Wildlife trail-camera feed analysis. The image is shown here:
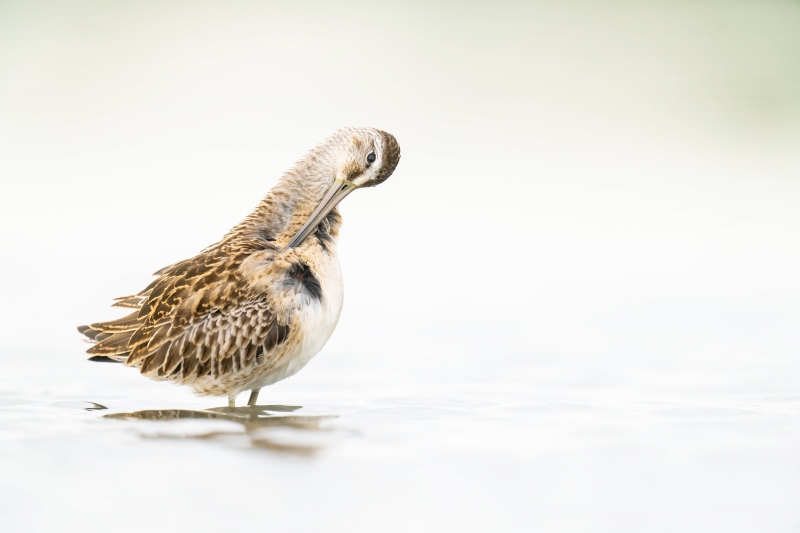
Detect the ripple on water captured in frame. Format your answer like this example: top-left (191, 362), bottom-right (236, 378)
top-left (51, 401), bottom-right (108, 411)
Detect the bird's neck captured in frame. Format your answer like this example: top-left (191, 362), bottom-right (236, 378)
top-left (229, 151), bottom-right (339, 248)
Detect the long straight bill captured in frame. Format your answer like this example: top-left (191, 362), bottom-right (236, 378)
top-left (285, 179), bottom-right (357, 249)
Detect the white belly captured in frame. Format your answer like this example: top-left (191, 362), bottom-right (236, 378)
top-left (248, 249), bottom-right (344, 390)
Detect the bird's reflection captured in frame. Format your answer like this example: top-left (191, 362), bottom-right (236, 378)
top-left (104, 405), bottom-right (337, 454)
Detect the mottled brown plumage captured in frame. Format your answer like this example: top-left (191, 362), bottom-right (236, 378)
top-left (79, 127), bottom-right (400, 405)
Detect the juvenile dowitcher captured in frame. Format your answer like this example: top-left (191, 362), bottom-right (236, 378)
top-left (78, 127), bottom-right (401, 407)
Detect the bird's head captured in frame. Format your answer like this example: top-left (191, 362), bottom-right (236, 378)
top-left (332, 127), bottom-right (401, 188)
top-left (286, 127), bottom-right (401, 248)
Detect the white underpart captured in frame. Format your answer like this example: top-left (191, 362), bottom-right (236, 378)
top-left (248, 248), bottom-right (344, 391)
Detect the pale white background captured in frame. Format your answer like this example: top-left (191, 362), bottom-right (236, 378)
top-left (1, 1), bottom-right (799, 532)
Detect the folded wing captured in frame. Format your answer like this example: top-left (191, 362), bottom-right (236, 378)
top-left (78, 243), bottom-right (290, 383)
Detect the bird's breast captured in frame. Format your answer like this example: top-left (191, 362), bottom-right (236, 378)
top-left (289, 249), bottom-right (344, 360)
top-left (246, 245), bottom-right (343, 388)
top-left (264, 245), bottom-right (343, 324)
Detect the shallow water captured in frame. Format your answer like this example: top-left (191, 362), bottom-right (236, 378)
top-left (3, 372), bottom-right (800, 532)
top-left (104, 405), bottom-right (337, 454)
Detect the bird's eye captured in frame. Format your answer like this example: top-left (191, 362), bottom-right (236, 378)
top-left (366, 152), bottom-right (376, 164)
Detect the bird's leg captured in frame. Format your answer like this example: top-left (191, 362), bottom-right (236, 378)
top-left (228, 395), bottom-right (235, 408)
top-left (247, 388), bottom-right (261, 406)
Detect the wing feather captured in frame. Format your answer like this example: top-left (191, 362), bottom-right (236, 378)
top-left (78, 241), bottom-right (291, 384)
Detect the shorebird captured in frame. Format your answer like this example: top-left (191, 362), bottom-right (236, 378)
top-left (78, 127), bottom-right (400, 407)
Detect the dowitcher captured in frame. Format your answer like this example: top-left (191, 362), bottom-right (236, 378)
top-left (78, 127), bottom-right (401, 407)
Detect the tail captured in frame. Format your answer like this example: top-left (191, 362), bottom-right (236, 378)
top-left (78, 294), bottom-right (147, 363)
